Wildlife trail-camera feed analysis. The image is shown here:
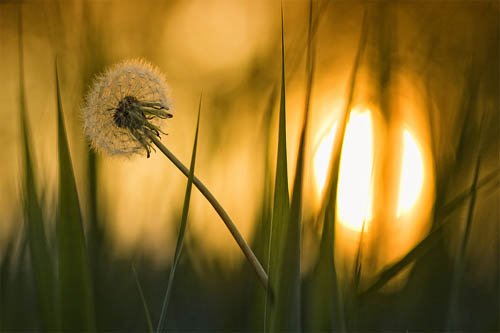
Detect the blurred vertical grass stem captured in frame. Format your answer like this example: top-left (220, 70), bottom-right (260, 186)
top-left (18, 6), bottom-right (59, 330)
top-left (56, 61), bottom-right (96, 331)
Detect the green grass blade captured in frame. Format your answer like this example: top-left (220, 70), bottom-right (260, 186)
top-left (265, 7), bottom-right (291, 331)
top-left (307, 10), bottom-right (368, 333)
top-left (246, 87), bottom-right (278, 331)
top-left (18, 7), bottom-right (58, 330)
top-left (132, 264), bottom-right (154, 333)
top-left (156, 96), bottom-right (202, 333)
top-left (55, 60), bottom-right (96, 331)
top-left (0, 226), bottom-right (22, 329)
top-left (275, 1), bottom-right (316, 330)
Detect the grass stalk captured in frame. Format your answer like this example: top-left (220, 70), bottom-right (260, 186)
top-left (132, 264), bottom-right (154, 333)
top-left (55, 60), bottom-right (96, 331)
top-left (18, 6), bottom-right (58, 330)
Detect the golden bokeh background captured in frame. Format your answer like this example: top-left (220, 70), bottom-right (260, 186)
top-left (0, 0), bottom-right (498, 295)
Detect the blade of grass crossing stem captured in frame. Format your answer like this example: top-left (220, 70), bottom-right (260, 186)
top-left (265, 8), bottom-right (290, 332)
top-left (132, 264), bottom-right (154, 333)
top-left (55, 61), bottom-right (95, 331)
top-left (147, 133), bottom-right (268, 292)
top-left (18, 8), bottom-right (58, 330)
top-left (447, 154), bottom-right (481, 328)
top-left (156, 97), bottom-right (201, 333)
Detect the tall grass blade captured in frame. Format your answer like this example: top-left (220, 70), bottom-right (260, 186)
top-left (78, 9), bottom-right (108, 328)
top-left (287, 0), bottom-right (329, 80)
top-left (55, 60), bottom-right (95, 331)
top-left (132, 264), bottom-right (154, 333)
top-left (253, 87), bottom-right (279, 267)
top-left (265, 7), bottom-right (290, 331)
top-left (0, 227), bottom-right (21, 329)
top-left (246, 87), bottom-right (278, 331)
top-left (307, 10), bottom-right (368, 332)
top-left (18, 7), bottom-right (58, 330)
top-left (156, 96), bottom-right (202, 333)
top-left (275, 1), bottom-right (316, 330)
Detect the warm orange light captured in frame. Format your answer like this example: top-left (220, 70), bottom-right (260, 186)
top-left (396, 129), bottom-right (425, 217)
top-left (335, 109), bottom-right (375, 232)
top-left (313, 121), bottom-right (338, 198)
top-left (314, 108), bottom-right (429, 233)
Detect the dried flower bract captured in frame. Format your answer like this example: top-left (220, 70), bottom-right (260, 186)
top-left (83, 59), bottom-right (172, 157)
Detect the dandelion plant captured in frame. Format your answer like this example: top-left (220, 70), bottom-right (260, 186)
top-left (81, 59), bottom-right (269, 292)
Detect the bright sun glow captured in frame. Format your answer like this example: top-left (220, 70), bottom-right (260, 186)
top-left (336, 109), bottom-right (374, 232)
top-left (313, 122), bottom-right (338, 197)
top-left (313, 109), bottom-right (426, 232)
top-left (397, 129), bottom-right (424, 217)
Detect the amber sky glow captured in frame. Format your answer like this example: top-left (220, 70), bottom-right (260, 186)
top-left (313, 121), bottom-right (337, 198)
top-left (397, 129), bottom-right (425, 218)
top-left (336, 109), bottom-right (375, 232)
top-left (313, 108), bottom-right (429, 233)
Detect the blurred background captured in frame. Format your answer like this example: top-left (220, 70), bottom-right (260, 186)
top-left (0, 0), bottom-right (498, 331)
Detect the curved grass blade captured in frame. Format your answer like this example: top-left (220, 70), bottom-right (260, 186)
top-left (132, 264), bottom-right (154, 333)
top-left (156, 96), bottom-right (202, 333)
top-left (18, 7), bottom-right (58, 330)
top-left (55, 60), bottom-right (95, 331)
top-left (447, 154), bottom-right (481, 328)
top-left (358, 167), bottom-right (499, 299)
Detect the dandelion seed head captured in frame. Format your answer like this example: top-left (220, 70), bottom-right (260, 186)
top-left (83, 59), bottom-right (172, 157)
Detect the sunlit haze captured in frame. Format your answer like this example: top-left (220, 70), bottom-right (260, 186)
top-left (397, 129), bottom-right (425, 217)
top-left (313, 121), bottom-right (338, 198)
top-left (336, 109), bottom-right (374, 232)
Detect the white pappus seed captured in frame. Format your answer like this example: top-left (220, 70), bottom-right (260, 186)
top-left (83, 59), bottom-right (173, 157)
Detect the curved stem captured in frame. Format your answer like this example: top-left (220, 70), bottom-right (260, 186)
top-left (147, 133), bottom-right (269, 292)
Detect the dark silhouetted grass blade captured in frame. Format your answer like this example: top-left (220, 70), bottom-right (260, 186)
top-left (447, 151), bottom-right (482, 328)
top-left (358, 167), bottom-right (499, 300)
top-left (0, 232), bottom-right (14, 328)
top-left (18, 7), bottom-right (58, 331)
top-left (132, 264), bottom-right (154, 333)
top-left (55, 60), bottom-right (96, 331)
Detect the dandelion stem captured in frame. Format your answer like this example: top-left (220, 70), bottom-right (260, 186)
top-left (147, 133), bottom-right (270, 293)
